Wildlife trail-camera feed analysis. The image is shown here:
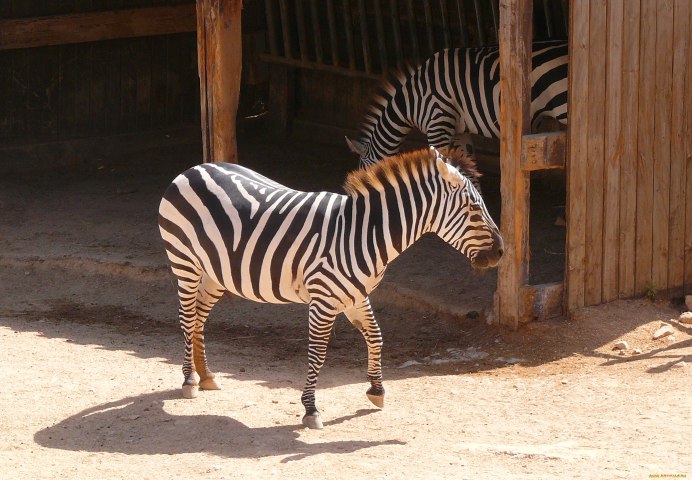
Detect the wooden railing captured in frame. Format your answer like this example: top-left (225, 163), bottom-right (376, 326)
top-left (0, 5), bottom-right (196, 51)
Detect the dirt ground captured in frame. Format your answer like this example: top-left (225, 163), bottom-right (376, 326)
top-left (1, 129), bottom-right (690, 479)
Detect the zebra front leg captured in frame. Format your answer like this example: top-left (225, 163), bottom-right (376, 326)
top-left (301, 300), bottom-right (337, 429)
top-left (344, 298), bottom-right (384, 408)
top-left (193, 276), bottom-right (225, 391)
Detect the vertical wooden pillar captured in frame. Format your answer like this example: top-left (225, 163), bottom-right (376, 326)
top-left (495, 0), bottom-right (533, 329)
top-left (196, 0), bottom-right (242, 163)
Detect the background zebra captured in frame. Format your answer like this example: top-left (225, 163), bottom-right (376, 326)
top-left (346, 40), bottom-right (568, 168)
top-left (158, 147), bottom-right (503, 429)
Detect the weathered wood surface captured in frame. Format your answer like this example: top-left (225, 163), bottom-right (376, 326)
top-left (0, 1), bottom-right (199, 144)
top-left (0, 5), bottom-right (196, 50)
top-left (196, 0), bottom-right (243, 164)
top-left (684, 1), bottom-right (692, 295)
top-left (566, 0), bottom-right (589, 311)
top-left (652, 0), bottom-right (674, 292)
top-left (521, 282), bottom-right (564, 321)
top-left (618, 0), bottom-right (640, 299)
top-left (635, 0), bottom-right (656, 296)
top-left (584, 0), bottom-right (606, 306)
top-left (496, 0), bottom-right (533, 328)
top-left (668, 0), bottom-right (690, 293)
top-left (602, 0), bottom-right (623, 303)
top-left (520, 132), bottom-right (566, 171)
top-left (567, 0), bottom-right (691, 309)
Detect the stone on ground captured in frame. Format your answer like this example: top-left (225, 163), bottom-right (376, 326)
top-left (652, 324), bottom-right (675, 340)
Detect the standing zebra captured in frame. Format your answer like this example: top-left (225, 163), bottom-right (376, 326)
top-left (158, 147), bottom-right (503, 429)
top-left (346, 40), bottom-right (568, 168)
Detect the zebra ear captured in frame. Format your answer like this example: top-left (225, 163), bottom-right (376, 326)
top-left (345, 137), bottom-right (367, 157)
top-left (435, 154), bottom-right (458, 184)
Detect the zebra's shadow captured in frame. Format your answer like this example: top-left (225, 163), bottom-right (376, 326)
top-left (33, 389), bottom-right (403, 460)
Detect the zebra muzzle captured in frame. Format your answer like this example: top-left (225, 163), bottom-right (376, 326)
top-left (471, 233), bottom-right (504, 270)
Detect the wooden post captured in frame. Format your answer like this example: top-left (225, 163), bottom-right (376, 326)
top-left (566, 0), bottom-right (589, 310)
top-left (495, 0), bottom-right (533, 329)
top-left (196, 0), bottom-right (242, 163)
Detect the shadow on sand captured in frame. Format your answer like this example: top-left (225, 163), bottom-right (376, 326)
top-left (34, 389), bottom-right (403, 461)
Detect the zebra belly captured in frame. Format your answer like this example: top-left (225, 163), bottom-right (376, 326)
top-left (199, 255), bottom-right (312, 305)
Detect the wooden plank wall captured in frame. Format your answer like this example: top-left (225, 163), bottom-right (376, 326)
top-left (0, 0), bottom-right (199, 146)
top-left (566, 0), bottom-right (692, 310)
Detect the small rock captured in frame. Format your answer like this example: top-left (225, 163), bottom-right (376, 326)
top-left (672, 361), bottom-right (686, 369)
top-left (612, 341), bottom-right (629, 351)
top-left (560, 379), bottom-right (568, 385)
top-left (243, 401), bottom-right (257, 408)
top-left (119, 415), bottom-right (140, 421)
top-left (679, 311), bottom-right (692, 325)
top-left (633, 348), bottom-right (643, 355)
top-left (686, 295), bottom-right (692, 311)
top-left (653, 324), bottom-right (675, 340)
top-left (239, 367), bottom-right (246, 373)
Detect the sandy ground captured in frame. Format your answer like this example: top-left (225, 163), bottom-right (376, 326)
top-left (1, 130), bottom-right (690, 479)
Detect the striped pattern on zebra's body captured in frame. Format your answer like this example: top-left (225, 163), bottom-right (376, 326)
top-left (347, 40), bottom-right (568, 167)
top-left (158, 147), bottom-right (503, 429)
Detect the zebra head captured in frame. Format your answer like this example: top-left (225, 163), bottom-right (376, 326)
top-left (430, 148), bottom-right (503, 270)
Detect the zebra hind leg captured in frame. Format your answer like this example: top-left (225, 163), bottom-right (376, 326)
top-left (193, 275), bottom-right (226, 391)
top-left (344, 298), bottom-right (385, 408)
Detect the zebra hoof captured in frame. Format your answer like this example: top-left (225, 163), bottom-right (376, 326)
top-left (302, 412), bottom-right (324, 430)
top-left (182, 384), bottom-right (199, 399)
top-left (199, 378), bottom-right (221, 390)
top-left (367, 392), bottom-right (385, 408)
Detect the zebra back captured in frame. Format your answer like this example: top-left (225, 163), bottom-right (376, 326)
top-left (348, 40), bottom-right (568, 167)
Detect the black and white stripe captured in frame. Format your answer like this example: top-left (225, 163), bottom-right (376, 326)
top-left (347, 40), bottom-right (568, 167)
top-left (158, 147), bottom-right (503, 429)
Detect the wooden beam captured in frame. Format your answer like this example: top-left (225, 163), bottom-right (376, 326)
top-left (0, 5), bottom-right (196, 51)
top-left (602, 0), bottom-right (624, 303)
top-left (521, 131), bottom-right (566, 171)
top-left (496, 0), bottom-right (533, 329)
top-left (196, 0), bottom-right (242, 164)
top-left (521, 282), bottom-right (564, 321)
top-left (635, 0), bottom-right (657, 295)
top-left (668, 0), bottom-right (691, 292)
top-left (618, 0), bottom-right (640, 299)
top-left (565, 0), bottom-right (590, 311)
top-left (584, 0), bottom-right (606, 306)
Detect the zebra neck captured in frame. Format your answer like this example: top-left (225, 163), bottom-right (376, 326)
top-left (361, 85), bottom-right (414, 161)
top-left (349, 180), bottom-right (430, 273)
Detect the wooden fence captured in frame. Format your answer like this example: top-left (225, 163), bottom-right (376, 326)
top-left (0, 1), bottom-right (199, 145)
top-left (566, 0), bottom-right (691, 309)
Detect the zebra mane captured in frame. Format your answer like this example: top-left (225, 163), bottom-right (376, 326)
top-left (343, 147), bottom-right (480, 196)
top-left (435, 145), bottom-right (482, 188)
top-left (358, 64), bottom-right (416, 138)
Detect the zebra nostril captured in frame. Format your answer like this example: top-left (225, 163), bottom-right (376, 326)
top-left (497, 247), bottom-right (504, 257)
